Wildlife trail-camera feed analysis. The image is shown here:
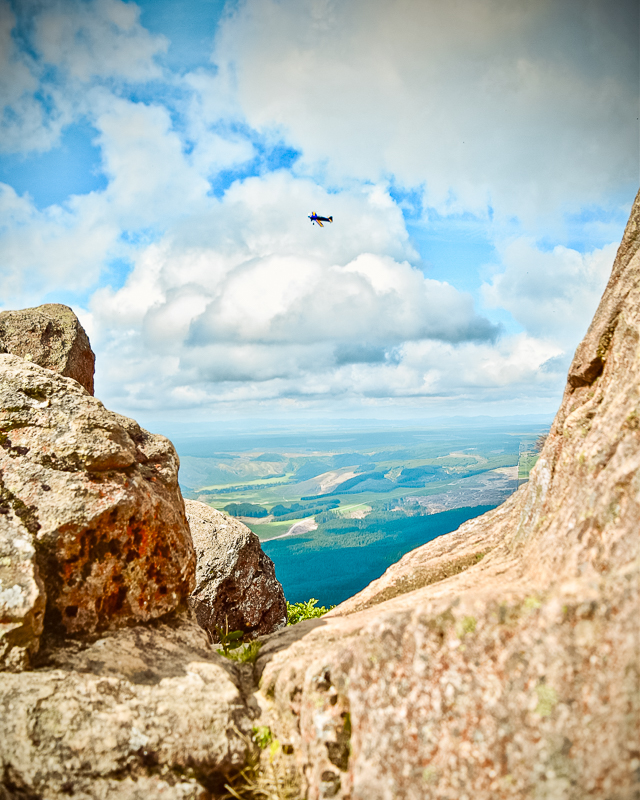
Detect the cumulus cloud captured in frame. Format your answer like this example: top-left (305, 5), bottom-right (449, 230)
top-left (212, 0), bottom-right (637, 222)
top-left (82, 160), bottom-right (514, 410)
top-left (482, 239), bottom-right (617, 345)
top-left (32, 0), bottom-right (167, 82)
top-left (92, 92), bottom-right (211, 224)
top-left (0, 183), bottom-right (118, 304)
top-left (0, 1), bottom-right (72, 153)
top-left (0, 0), bottom-right (632, 419)
top-left (0, 89), bottom-right (215, 308)
top-left (0, 0), bottom-right (168, 155)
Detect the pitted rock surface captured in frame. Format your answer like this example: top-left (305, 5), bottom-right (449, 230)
top-left (0, 303), bottom-right (95, 394)
top-left (250, 191), bottom-right (640, 799)
top-left (0, 355), bottom-right (195, 668)
top-left (185, 499), bottom-right (287, 639)
top-left (0, 618), bottom-right (254, 799)
top-left (0, 516), bottom-right (45, 671)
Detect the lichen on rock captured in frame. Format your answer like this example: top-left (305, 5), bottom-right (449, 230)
top-left (0, 354), bottom-right (196, 667)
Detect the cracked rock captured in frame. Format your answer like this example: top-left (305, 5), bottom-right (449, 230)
top-left (0, 355), bottom-right (195, 669)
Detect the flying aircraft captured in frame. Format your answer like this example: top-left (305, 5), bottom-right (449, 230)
top-left (308, 212), bottom-right (333, 227)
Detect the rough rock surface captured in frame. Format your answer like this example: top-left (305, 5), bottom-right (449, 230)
top-left (186, 499), bottom-right (287, 639)
top-left (0, 618), bottom-right (255, 799)
top-left (0, 355), bottom-right (195, 669)
top-left (0, 304), bottom-right (95, 394)
top-left (250, 191), bottom-right (640, 799)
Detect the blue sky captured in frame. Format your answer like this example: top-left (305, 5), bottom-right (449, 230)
top-left (0, 0), bottom-right (637, 425)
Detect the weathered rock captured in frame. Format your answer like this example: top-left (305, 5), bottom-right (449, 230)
top-left (0, 303), bottom-right (95, 394)
top-left (186, 499), bottom-right (287, 639)
top-left (0, 617), bottom-right (256, 799)
top-left (0, 355), bottom-right (195, 669)
top-left (250, 191), bottom-right (640, 799)
top-left (0, 515), bottom-right (46, 672)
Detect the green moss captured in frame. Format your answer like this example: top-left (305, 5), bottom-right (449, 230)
top-left (457, 615), bottom-right (477, 637)
top-left (252, 726), bottom-right (273, 749)
top-left (523, 596), bottom-right (542, 611)
top-left (422, 767), bottom-right (437, 783)
top-left (534, 683), bottom-right (558, 717)
top-left (625, 410), bottom-right (640, 430)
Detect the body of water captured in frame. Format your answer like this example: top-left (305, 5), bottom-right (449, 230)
top-left (262, 505), bottom-right (496, 607)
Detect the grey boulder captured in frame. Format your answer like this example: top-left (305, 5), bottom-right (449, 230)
top-left (185, 499), bottom-right (287, 639)
top-left (0, 619), bottom-right (254, 799)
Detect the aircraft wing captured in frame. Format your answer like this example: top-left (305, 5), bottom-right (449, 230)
top-left (316, 220), bottom-right (324, 227)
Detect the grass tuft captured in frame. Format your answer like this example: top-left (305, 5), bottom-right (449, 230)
top-left (222, 726), bottom-right (302, 800)
top-left (286, 598), bottom-right (335, 625)
top-left (219, 640), bottom-right (263, 664)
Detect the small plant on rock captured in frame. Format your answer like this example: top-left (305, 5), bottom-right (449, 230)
top-left (222, 726), bottom-right (301, 800)
top-left (226, 640), bottom-right (262, 664)
top-left (215, 616), bottom-right (245, 657)
top-left (286, 598), bottom-right (335, 625)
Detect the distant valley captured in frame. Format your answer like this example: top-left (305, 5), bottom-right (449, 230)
top-left (176, 420), bottom-right (548, 604)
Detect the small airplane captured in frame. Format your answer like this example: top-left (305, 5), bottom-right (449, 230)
top-left (308, 212), bottom-right (333, 227)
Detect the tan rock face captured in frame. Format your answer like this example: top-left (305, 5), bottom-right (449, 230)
top-left (186, 499), bottom-right (287, 639)
top-left (0, 514), bottom-right (45, 672)
top-left (0, 355), bottom-right (195, 668)
top-left (0, 303), bottom-right (95, 394)
top-left (0, 619), bottom-right (254, 799)
top-left (252, 191), bottom-right (640, 799)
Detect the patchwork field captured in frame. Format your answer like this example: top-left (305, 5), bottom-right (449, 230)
top-left (175, 419), bottom-right (548, 604)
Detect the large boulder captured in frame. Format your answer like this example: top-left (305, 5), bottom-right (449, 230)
top-left (250, 192), bottom-right (640, 799)
top-left (185, 499), bottom-right (287, 639)
top-left (0, 355), bottom-right (195, 670)
top-left (0, 618), bottom-right (254, 799)
top-left (0, 304), bottom-right (95, 394)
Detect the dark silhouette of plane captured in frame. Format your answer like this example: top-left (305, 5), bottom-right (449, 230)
top-left (308, 212), bottom-right (333, 227)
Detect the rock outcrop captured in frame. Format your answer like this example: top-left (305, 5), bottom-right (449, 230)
top-left (250, 191), bottom-right (640, 799)
top-left (0, 304), bottom-right (95, 394)
top-left (186, 499), bottom-right (287, 639)
top-left (0, 618), bottom-right (255, 799)
top-left (0, 355), bottom-right (195, 669)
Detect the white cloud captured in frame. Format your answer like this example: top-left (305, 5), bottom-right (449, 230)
top-left (0, 183), bottom-right (118, 306)
top-left (0, 1), bottom-right (72, 153)
top-left (482, 239), bottom-right (617, 346)
top-left (91, 92), bottom-right (211, 225)
top-left (0, 0), bottom-right (631, 420)
top-left (33, 0), bottom-right (167, 82)
top-left (0, 0), bottom-right (169, 155)
top-left (87, 169), bottom-right (568, 413)
top-left (212, 0), bottom-right (637, 222)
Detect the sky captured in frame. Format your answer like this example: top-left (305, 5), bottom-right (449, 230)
top-left (0, 0), bottom-right (637, 429)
